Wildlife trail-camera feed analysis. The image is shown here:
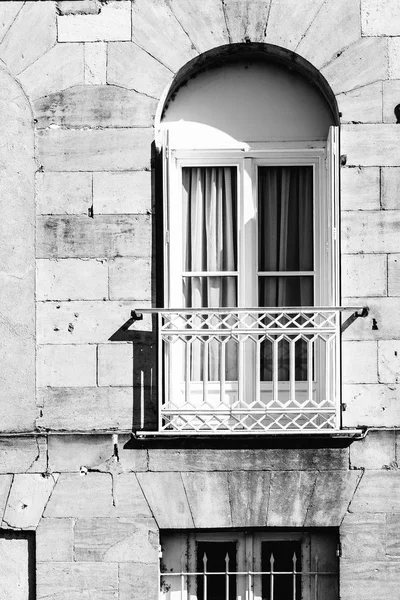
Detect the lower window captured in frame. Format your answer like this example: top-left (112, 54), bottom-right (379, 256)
top-left (160, 529), bottom-right (339, 600)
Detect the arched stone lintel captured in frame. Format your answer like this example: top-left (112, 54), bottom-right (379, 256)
top-left (138, 470), bottom-right (361, 530)
top-left (155, 42), bottom-right (340, 145)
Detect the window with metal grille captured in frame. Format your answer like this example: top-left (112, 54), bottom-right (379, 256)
top-left (160, 529), bottom-right (339, 600)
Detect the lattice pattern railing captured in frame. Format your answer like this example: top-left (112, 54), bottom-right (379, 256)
top-left (157, 308), bottom-right (341, 434)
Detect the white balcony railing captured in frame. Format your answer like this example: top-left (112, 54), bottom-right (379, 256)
top-left (133, 307), bottom-right (367, 435)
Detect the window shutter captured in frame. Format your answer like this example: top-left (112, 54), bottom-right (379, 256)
top-left (327, 125), bottom-right (340, 306)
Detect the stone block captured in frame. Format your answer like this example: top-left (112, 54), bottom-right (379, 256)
top-left (93, 171), bottom-right (152, 215)
top-left (224, 0), bottom-right (270, 43)
top-left (58, 1), bottom-right (131, 42)
top-left (119, 563), bottom-right (159, 600)
top-left (0, 536), bottom-right (29, 600)
top-left (3, 474), bottom-right (58, 529)
top-left (182, 472), bottom-right (231, 528)
top-left (37, 300), bottom-right (151, 344)
top-left (378, 340), bottom-right (400, 383)
top-left (137, 472), bottom-right (194, 528)
top-left (0, 3), bottom-right (24, 43)
top-left (340, 167), bottom-right (380, 211)
top-left (304, 471), bottom-right (361, 526)
top-left (36, 214), bottom-right (151, 259)
top-left (267, 471), bottom-right (316, 527)
top-left (48, 434), bottom-right (148, 472)
top-left (148, 448), bottom-right (349, 471)
top-left (34, 85), bottom-right (157, 129)
top-left (37, 344), bottom-right (97, 387)
top-left (350, 470), bottom-right (400, 512)
top-left (228, 471), bottom-right (271, 527)
top-left (0, 1), bottom-right (56, 75)
top-left (37, 127), bottom-right (153, 171)
top-left (113, 473), bottom-right (154, 519)
top-left (0, 437), bottom-right (47, 474)
top-left (338, 82), bottom-right (383, 124)
top-left (265, 0), bottom-right (324, 50)
top-left (97, 343), bottom-right (133, 386)
top-left (36, 518), bottom-right (74, 562)
top-left (342, 340), bottom-right (378, 385)
top-left (18, 43), bottom-right (84, 101)
top-left (37, 387), bottom-right (134, 431)
top-left (74, 517), bottom-right (158, 562)
top-left (36, 562), bottom-right (118, 600)
top-left (388, 38), bottom-right (400, 79)
top-left (340, 559), bottom-right (400, 599)
top-left (388, 254), bottom-right (400, 295)
top-left (107, 42), bottom-right (172, 99)
top-left (297, 0), bottom-right (360, 68)
top-left (343, 383), bottom-right (400, 427)
top-left (36, 171), bottom-right (92, 216)
top-left (362, 0), bottom-right (400, 35)
top-left (342, 211), bottom-right (400, 253)
top-left (383, 81), bottom-right (400, 124)
top-left (132, 0), bottom-right (197, 71)
top-left (0, 475), bottom-right (12, 517)
top-left (341, 512), bottom-right (386, 559)
top-left (341, 254), bottom-right (387, 298)
top-left (45, 472), bottom-right (113, 518)
top-left (341, 125), bottom-right (400, 166)
top-left (57, 1), bottom-right (101, 15)
top-left (382, 168), bottom-right (400, 209)
top-left (387, 513), bottom-right (400, 556)
top-left (109, 257), bottom-right (151, 301)
top-left (322, 38), bottom-right (387, 94)
top-left (37, 259), bottom-right (108, 301)
top-left (84, 41), bottom-right (106, 84)
top-left (168, 0), bottom-right (228, 52)
top-left (350, 429), bottom-right (395, 469)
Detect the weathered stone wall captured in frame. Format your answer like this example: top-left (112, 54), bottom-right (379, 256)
top-left (0, 0), bottom-right (396, 432)
top-left (0, 0), bottom-right (400, 599)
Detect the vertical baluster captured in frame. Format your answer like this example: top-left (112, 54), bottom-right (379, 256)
top-left (203, 552), bottom-right (208, 600)
top-left (185, 342), bottom-right (190, 405)
top-left (181, 571), bottom-right (184, 600)
top-left (290, 338), bottom-right (295, 404)
top-left (307, 338), bottom-right (313, 403)
top-left (326, 336), bottom-right (331, 405)
top-left (292, 552), bottom-right (297, 600)
top-left (255, 338), bottom-right (261, 408)
top-left (314, 554), bottom-right (319, 600)
top-left (238, 338), bottom-right (244, 406)
top-left (220, 339), bottom-right (226, 404)
top-left (225, 552), bottom-right (229, 600)
top-left (270, 553), bottom-right (275, 600)
top-left (203, 343), bottom-right (209, 408)
top-left (247, 571), bottom-right (252, 600)
top-left (272, 340), bottom-right (279, 403)
top-left (158, 313), bottom-right (163, 431)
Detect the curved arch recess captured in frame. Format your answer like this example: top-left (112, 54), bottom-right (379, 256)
top-left (156, 42), bottom-right (339, 141)
top-left (0, 65), bottom-right (36, 431)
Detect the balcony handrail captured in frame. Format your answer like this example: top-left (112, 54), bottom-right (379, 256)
top-left (132, 306), bottom-right (368, 316)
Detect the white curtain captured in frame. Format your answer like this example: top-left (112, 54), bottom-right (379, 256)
top-left (182, 167), bottom-right (237, 381)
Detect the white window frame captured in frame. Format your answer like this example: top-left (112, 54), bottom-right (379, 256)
top-left (164, 137), bottom-right (339, 312)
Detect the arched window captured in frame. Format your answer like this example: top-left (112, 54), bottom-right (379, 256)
top-left (152, 47), bottom-right (344, 435)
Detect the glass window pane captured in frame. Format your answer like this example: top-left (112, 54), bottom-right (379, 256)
top-left (258, 165), bottom-right (313, 272)
top-left (182, 166), bottom-right (237, 272)
top-left (259, 276), bottom-right (313, 307)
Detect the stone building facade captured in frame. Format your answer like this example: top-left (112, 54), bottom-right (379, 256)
top-left (1, 0), bottom-right (400, 598)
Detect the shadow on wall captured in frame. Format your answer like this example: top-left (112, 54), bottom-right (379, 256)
top-left (108, 141), bottom-right (160, 432)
